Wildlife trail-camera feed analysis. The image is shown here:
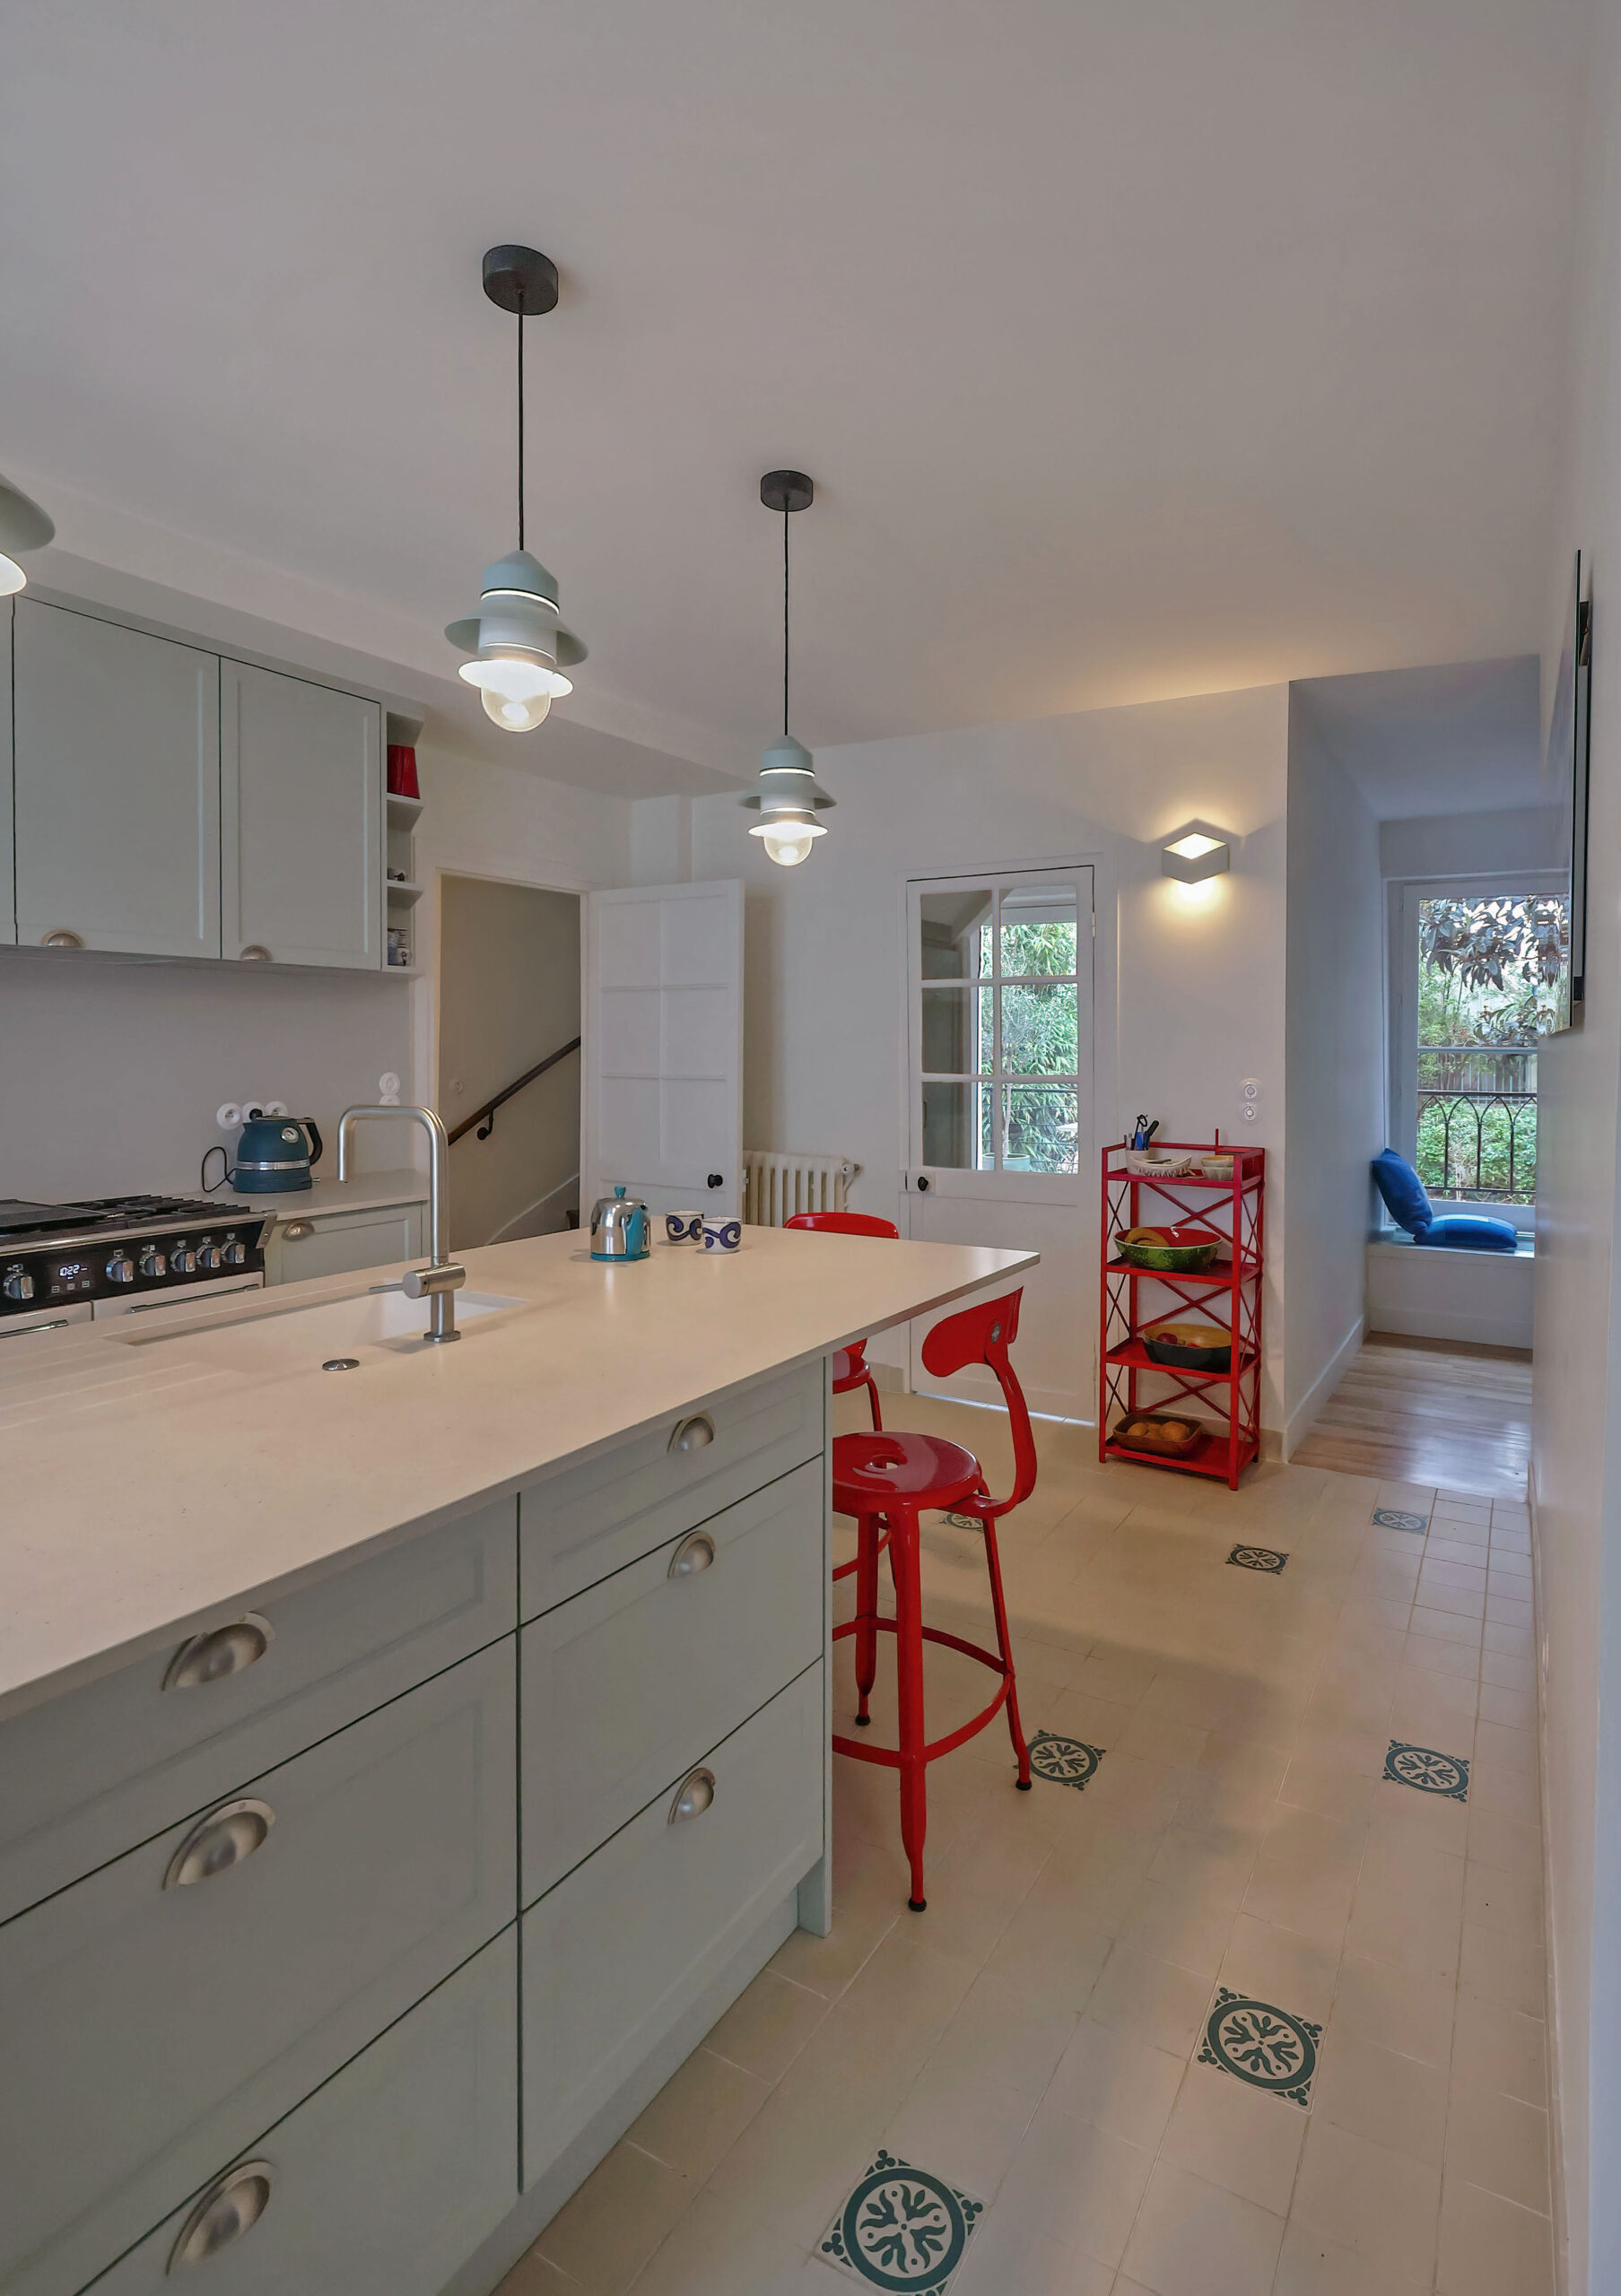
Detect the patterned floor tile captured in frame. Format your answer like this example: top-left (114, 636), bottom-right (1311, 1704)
top-left (819, 2151), bottom-right (985, 2292)
top-left (1229, 1544), bottom-right (1289, 1573)
top-left (1373, 1509), bottom-right (1429, 1533)
top-left (1198, 1986), bottom-right (1323, 2108)
top-left (1026, 1730), bottom-right (1105, 1791)
top-left (1384, 1741), bottom-right (1469, 1802)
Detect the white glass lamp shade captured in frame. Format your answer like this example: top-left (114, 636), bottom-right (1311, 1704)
top-left (739, 734), bottom-right (835, 865)
top-left (445, 549), bottom-right (586, 734)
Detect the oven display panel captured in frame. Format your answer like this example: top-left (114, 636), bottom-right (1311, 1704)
top-left (48, 1258), bottom-right (96, 1296)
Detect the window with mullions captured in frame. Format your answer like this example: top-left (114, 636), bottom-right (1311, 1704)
top-left (919, 882), bottom-right (1080, 1173)
top-left (1406, 891), bottom-right (1567, 1208)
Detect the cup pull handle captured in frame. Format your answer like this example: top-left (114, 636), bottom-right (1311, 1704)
top-left (668, 1413), bottom-right (715, 1455)
top-left (163, 1798), bottom-right (275, 1891)
top-left (168, 2161), bottom-right (275, 2271)
top-left (668, 1530), bottom-right (717, 1578)
top-left (239, 944), bottom-right (273, 961)
top-left (279, 1221), bottom-right (315, 1240)
top-left (42, 928), bottom-right (84, 949)
top-left (667, 1767), bottom-right (716, 1824)
top-left (162, 1613), bottom-right (275, 1692)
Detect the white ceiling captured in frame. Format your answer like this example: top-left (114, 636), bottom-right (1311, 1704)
top-left (2, 1), bottom-right (1584, 787)
top-left (1293, 656), bottom-right (1546, 819)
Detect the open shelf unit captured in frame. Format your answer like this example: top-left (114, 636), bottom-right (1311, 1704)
top-left (1098, 1139), bottom-right (1266, 1488)
top-left (384, 777), bottom-right (423, 968)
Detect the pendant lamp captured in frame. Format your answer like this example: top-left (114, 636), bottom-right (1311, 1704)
top-left (741, 470), bottom-right (834, 865)
top-left (0, 475), bottom-right (54, 596)
top-left (446, 246), bottom-right (587, 732)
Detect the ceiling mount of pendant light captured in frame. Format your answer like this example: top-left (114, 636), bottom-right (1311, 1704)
top-left (0, 475), bottom-right (54, 596)
top-left (445, 244), bottom-right (587, 733)
top-left (740, 469), bottom-right (835, 866)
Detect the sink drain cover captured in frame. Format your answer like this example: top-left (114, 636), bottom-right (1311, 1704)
top-left (321, 1357), bottom-right (360, 1371)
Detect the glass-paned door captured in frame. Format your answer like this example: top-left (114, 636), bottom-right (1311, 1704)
top-left (907, 869), bottom-right (1094, 1417)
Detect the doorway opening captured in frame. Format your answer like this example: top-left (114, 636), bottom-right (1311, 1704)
top-left (437, 876), bottom-right (581, 1252)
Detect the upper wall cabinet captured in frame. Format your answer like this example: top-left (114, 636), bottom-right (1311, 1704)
top-left (13, 599), bottom-right (222, 960)
top-left (222, 662), bottom-right (382, 969)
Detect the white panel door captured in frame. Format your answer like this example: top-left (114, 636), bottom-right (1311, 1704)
top-left (222, 661), bottom-right (382, 968)
top-left (13, 599), bottom-right (221, 959)
top-left (903, 868), bottom-right (1095, 1421)
top-left (581, 881), bottom-right (743, 1217)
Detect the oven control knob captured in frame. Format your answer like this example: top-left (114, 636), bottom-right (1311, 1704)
top-left (197, 1245), bottom-right (223, 1272)
top-left (222, 1239), bottom-right (248, 1267)
top-left (139, 1248), bottom-right (167, 1279)
top-left (3, 1270), bottom-right (36, 1302)
top-left (170, 1245), bottom-right (197, 1275)
top-left (106, 1254), bottom-right (135, 1284)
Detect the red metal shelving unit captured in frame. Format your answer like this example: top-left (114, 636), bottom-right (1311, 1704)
top-left (1098, 1139), bottom-right (1265, 1490)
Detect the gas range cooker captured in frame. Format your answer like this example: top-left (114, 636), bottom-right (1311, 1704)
top-left (0, 1196), bottom-right (272, 1317)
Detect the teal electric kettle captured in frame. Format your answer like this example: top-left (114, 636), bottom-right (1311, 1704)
top-left (231, 1113), bottom-right (323, 1194)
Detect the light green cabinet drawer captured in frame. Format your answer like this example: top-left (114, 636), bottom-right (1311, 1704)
top-left (519, 1358), bottom-right (822, 1617)
top-left (522, 1661), bottom-right (824, 2185)
top-left (262, 1203), bottom-right (427, 1285)
top-left (0, 1642), bottom-right (516, 2296)
top-left (522, 1457), bottom-right (824, 1903)
top-left (0, 1496), bottom-right (516, 1925)
top-left (89, 1931), bottom-right (518, 2296)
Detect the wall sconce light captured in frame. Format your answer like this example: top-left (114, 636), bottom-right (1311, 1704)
top-left (1161, 831), bottom-right (1230, 883)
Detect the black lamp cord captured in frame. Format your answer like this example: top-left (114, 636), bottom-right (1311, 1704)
top-left (782, 508), bottom-right (790, 736)
top-left (516, 312), bottom-right (526, 551)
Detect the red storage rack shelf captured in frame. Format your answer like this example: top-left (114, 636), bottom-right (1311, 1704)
top-left (1099, 1139), bottom-right (1265, 1491)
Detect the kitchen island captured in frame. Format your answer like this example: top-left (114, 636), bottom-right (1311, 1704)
top-left (0, 1224), bottom-right (1035, 2296)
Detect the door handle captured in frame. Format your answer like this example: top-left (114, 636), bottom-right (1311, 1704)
top-left (706, 1173), bottom-right (724, 1189)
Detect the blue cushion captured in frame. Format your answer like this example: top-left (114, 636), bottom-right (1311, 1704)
top-left (1371, 1150), bottom-right (1433, 1235)
top-left (1423, 1214), bottom-right (1520, 1251)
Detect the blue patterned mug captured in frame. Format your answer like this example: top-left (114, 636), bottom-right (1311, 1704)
top-left (702, 1214), bottom-right (743, 1253)
top-left (665, 1209), bottom-right (703, 1244)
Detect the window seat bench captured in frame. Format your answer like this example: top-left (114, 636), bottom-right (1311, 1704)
top-left (1365, 1228), bottom-right (1533, 1350)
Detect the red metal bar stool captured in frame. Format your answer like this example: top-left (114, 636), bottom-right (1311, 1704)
top-left (832, 1290), bottom-right (1035, 1910)
top-left (784, 1211), bottom-right (899, 1429)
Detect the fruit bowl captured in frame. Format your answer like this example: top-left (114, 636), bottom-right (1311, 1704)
top-left (1142, 1319), bottom-right (1232, 1370)
top-left (1114, 1224), bottom-right (1222, 1273)
top-left (1111, 1411), bottom-right (1205, 1456)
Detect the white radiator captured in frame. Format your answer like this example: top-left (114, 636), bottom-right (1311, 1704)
top-left (743, 1149), bottom-right (859, 1226)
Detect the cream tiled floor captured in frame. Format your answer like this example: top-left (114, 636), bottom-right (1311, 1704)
top-left (503, 1397), bottom-right (1552, 2296)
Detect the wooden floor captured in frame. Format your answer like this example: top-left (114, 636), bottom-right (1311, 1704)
top-left (1292, 1330), bottom-right (1532, 1498)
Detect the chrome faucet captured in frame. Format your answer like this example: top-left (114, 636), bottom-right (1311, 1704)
top-left (336, 1104), bottom-right (466, 1343)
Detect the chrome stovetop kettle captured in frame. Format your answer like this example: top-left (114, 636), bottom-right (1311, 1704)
top-left (231, 1112), bottom-right (323, 1194)
top-left (589, 1185), bottom-right (649, 1261)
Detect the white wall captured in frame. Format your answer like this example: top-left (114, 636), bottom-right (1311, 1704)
top-left (1379, 804), bottom-right (1564, 881)
top-left (676, 684), bottom-right (1290, 1422)
top-left (1534, 9), bottom-right (1621, 2289)
top-left (1283, 693), bottom-right (1386, 1448)
top-left (0, 947), bottom-right (414, 1202)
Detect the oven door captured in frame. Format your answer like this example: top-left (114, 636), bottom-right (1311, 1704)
top-left (92, 1274), bottom-right (266, 1319)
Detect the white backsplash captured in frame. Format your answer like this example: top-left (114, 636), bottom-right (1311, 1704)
top-left (0, 949), bottom-right (414, 1202)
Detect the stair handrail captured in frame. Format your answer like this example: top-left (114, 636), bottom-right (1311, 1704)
top-left (448, 1035), bottom-right (582, 1144)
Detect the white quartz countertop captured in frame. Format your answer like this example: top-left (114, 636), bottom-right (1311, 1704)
top-left (233, 1167), bottom-right (429, 1217)
top-left (0, 1226), bottom-right (1036, 1721)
